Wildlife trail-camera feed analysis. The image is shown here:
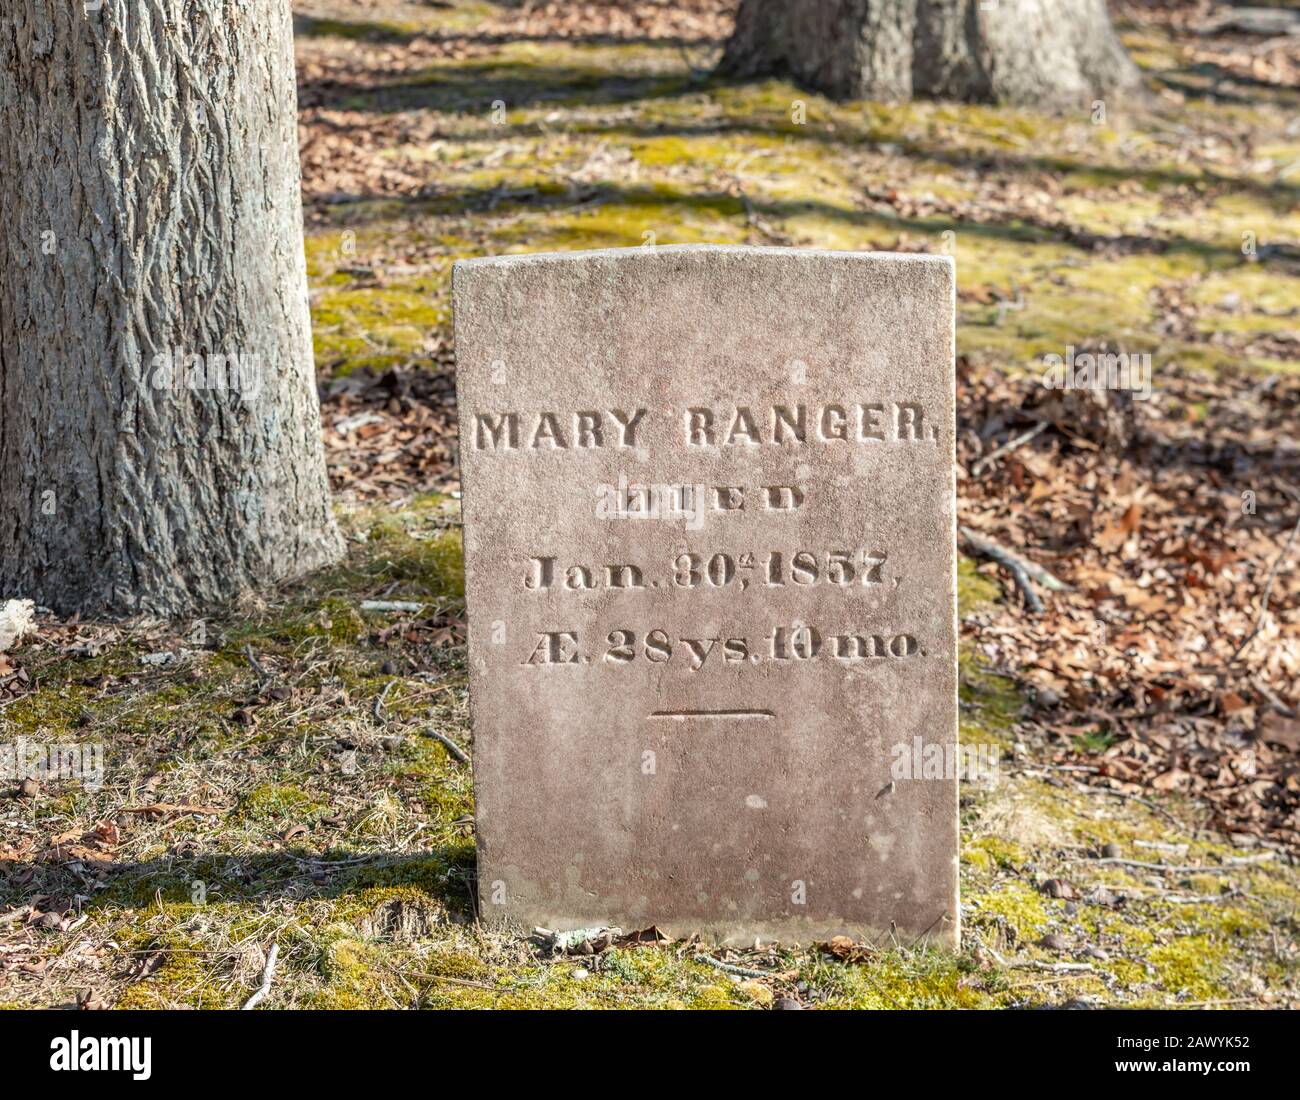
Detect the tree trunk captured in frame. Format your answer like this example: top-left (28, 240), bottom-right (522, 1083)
top-left (718, 0), bottom-right (1142, 109)
top-left (0, 2), bottom-right (342, 618)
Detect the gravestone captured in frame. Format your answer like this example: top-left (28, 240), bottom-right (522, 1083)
top-left (454, 245), bottom-right (958, 946)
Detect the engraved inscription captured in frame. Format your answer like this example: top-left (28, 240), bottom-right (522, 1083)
top-left (473, 401), bottom-right (937, 450)
top-left (523, 549), bottom-right (892, 592)
top-left (455, 247), bottom-right (957, 945)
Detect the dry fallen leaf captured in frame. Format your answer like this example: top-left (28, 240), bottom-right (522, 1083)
top-left (817, 935), bottom-right (876, 963)
top-left (1259, 713), bottom-right (1300, 752)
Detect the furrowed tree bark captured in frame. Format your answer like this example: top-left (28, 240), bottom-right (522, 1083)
top-left (719, 0), bottom-right (1143, 109)
top-left (0, 2), bottom-right (342, 617)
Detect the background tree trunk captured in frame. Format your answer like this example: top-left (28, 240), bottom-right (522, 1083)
top-left (719, 0), bottom-right (1142, 109)
top-left (0, 1), bottom-right (342, 618)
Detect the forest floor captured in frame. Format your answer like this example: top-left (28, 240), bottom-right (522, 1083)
top-left (1, 0), bottom-right (1298, 1009)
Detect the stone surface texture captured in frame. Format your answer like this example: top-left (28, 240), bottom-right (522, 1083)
top-left (455, 245), bottom-right (957, 946)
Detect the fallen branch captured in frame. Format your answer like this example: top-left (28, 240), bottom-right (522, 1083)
top-left (960, 526), bottom-right (1071, 614)
top-left (969, 420), bottom-right (1050, 478)
top-left (421, 728), bottom-right (470, 766)
top-left (372, 679), bottom-right (397, 724)
top-left (243, 644), bottom-right (270, 684)
top-left (241, 943), bottom-right (279, 1011)
top-left (1010, 960), bottom-right (1097, 974)
top-left (360, 600), bottom-right (426, 613)
top-left (961, 528), bottom-right (1072, 592)
top-left (1071, 856), bottom-right (1244, 875)
top-left (693, 954), bottom-right (774, 980)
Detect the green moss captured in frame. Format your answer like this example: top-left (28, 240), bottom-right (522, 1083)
top-left (114, 944), bottom-right (221, 1009)
top-left (327, 851), bottom-right (473, 901)
top-left (967, 881), bottom-right (1051, 941)
top-left (959, 654), bottom-right (1022, 743)
top-left (1148, 935), bottom-right (1229, 1001)
top-left (799, 948), bottom-right (995, 1009)
top-left (295, 16), bottom-right (420, 41)
top-left (964, 835), bottom-right (1028, 873)
top-left (237, 784), bottom-right (326, 825)
top-left (296, 0), bottom-right (497, 41)
top-left (0, 683), bottom-right (97, 736)
top-left (957, 556), bottom-right (1001, 614)
top-left (112, 911), bottom-right (277, 1009)
top-left (364, 525), bottom-right (465, 600)
top-left (305, 938), bottom-right (392, 1009)
top-left (312, 286), bottom-right (448, 375)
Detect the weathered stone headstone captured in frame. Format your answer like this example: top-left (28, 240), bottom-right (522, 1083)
top-left (454, 245), bottom-right (957, 946)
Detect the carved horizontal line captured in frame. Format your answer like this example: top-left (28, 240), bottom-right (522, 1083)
top-left (647, 709), bottom-right (775, 720)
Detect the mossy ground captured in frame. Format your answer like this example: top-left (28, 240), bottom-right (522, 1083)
top-left (2, 2), bottom-right (1297, 1009)
top-left (4, 495), bottom-right (1294, 1009)
top-left (300, 3), bottom-right (1300, 381)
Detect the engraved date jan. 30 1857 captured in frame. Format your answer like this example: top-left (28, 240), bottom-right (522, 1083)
top-left (523, 549), bottom-right (892, 593)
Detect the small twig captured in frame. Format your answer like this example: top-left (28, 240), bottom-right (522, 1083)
top-left (360, 600), bottom-right (426, 613)
top-left (721, 172), bottom-right (788, 244)
top-left (692, 954), bottom-right (774, 980)
top-left (1070, 857), bottom-right (1244, 875)
top-left (1010, 960), bottom-right (1097, 974)
top-left (243, 644), bottom-right (270, 684)
top-left (421, 728), bottom-right (470, 765)
top-left (960, 527), bottom-right (1072, 591)
top-left (372, 679), bottom-right (398, 724)
top-left (970, 420), bottom-right (1050, 477)
top-left (241, 943), bottom-right (279, 1010)
top-left (1014, 762), bottom-right (1101, 774)
top-left (1226, 515), bottom-right (1300, 665)
top-left (969, 931), bottom-right (1008, 968)
top-left (1007, 974), bottom-right (1091, 990)
top-left (417, 972), bottom-right (503, 992)
top-left (909, 910), bottom-right (951, 947)
top-left (960, 527), bottom-right (1047, 613)
top-left (1254, 679), bottom-right (1296, 717)
top-left (1226, 853), bottom-right (1275, 866)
